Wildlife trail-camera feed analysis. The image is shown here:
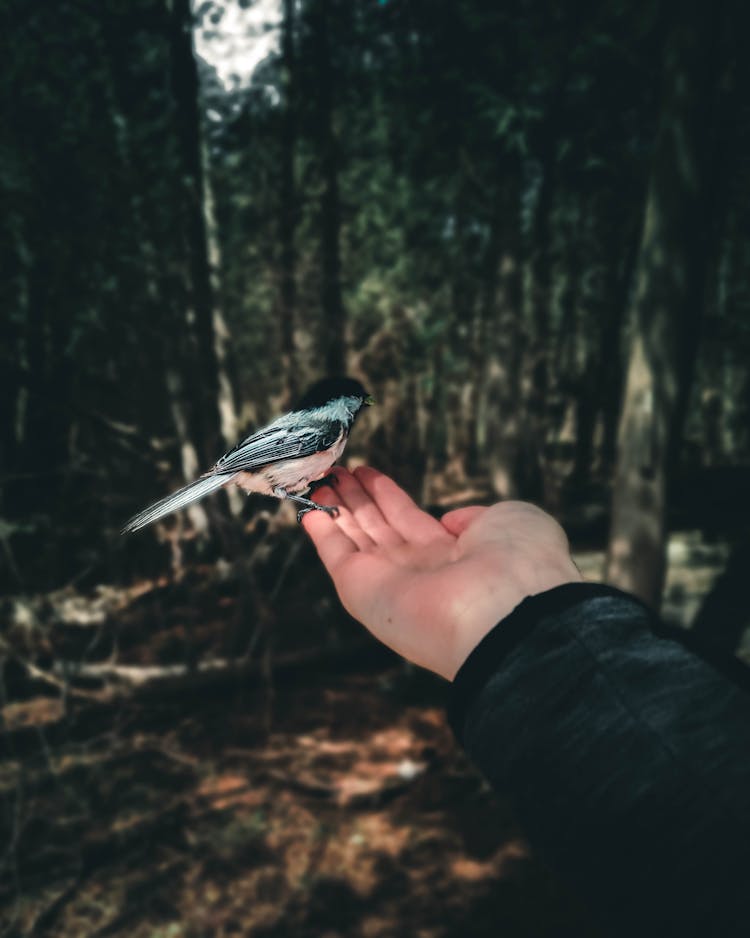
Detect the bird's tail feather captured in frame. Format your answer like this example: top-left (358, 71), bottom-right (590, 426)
top-left (121, 474), bottom-right (231, 534)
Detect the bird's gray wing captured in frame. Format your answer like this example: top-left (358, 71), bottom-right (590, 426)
top-left (213, 419), bottom-right (343, 474)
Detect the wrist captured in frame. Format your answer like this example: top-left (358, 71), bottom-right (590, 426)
top-left (447, 553), bottom-right (582, 680)
top-left (524, 553), bottom-right (583, 596)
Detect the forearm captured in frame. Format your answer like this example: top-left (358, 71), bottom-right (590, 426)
top-left (449, 583), bottom-right (750, 938)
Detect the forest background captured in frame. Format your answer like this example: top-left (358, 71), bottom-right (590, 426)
top-left (1, 0), bottom-right (749, 935)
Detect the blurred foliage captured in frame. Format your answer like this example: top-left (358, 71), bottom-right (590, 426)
top-left (0, 0), bottom-right (748, 595)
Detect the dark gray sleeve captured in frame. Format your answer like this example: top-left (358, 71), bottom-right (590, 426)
top-left (448, 583), bottom-right (750, 938)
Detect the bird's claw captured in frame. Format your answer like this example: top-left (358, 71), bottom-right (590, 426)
top-left (297, 503), bottom-right (340, 524)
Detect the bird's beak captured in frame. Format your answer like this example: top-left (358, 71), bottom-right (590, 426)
top-left (365, 394), bottom-right (375, 406)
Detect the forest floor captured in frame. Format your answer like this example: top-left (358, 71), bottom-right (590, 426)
top-left (0, 524), bottom-right (742, 938)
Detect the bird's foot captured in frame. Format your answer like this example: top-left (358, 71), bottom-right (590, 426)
top-left (296, 503), bottom-right (340, 524)
top-left (274, 485), bottom-right (340, 523)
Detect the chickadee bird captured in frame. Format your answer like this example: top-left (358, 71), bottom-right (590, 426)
top-left (122, 376), bottom-right (373, 533)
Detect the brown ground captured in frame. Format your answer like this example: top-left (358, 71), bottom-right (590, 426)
top-left (1, 523), bottom-right (734, 938)
top-left (1, 663), bottom-right (598, 938)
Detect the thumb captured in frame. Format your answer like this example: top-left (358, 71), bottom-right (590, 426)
top-left (440, 505), bottom-right (487, 536)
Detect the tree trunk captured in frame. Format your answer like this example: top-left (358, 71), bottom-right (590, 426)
top-left (424, 338), bottom-right (447, 498)
top-left (519, 70), bottom-right (571, 503)
top-left (568, 194), bottom-right (636, 491)
top-left (519, 174), bottom-right (551, 503)
top-left (484, 181), bottom-right (525, 499)
top-left (472, 207), bottom-right (503, 474)
top-left (599, 217), bottom-right (640, 476)
top-left (0, 223), bottom-right (27, 516)
top-left (200, 134), bottom-right (244, 516)
top-left (164, 364), bottom-right (210, 535)
top-left (447, 195), bottom-right (478, 476)
top-left (95, 15), bottom-right (214, 534)
top-left (312, 0), bottom-right (347, 376)
top-left (278, 0), bottom-right (301, 402)
top-left (202, 134), bottom-right (240, 451)
top-left (605, 3), bottom-right (720, 605)
top-left (168, 0), bottom-right (237, 465)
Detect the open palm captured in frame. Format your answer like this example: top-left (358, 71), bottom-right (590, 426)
top-left (302, 467), bottom-right (580, 680)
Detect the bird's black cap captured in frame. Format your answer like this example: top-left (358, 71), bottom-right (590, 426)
top-left (295, 376), bottom-right (372, 410)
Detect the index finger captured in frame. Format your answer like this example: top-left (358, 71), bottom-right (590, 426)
top-left (301, 488), bottom-right (359, 572)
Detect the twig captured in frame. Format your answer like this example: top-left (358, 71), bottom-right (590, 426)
top-left (0, 638), bottom-right (102, 701)
top-left (20, 658), bottom-right (102, 702)
top-left (56, 657), bottom-right (236, 686)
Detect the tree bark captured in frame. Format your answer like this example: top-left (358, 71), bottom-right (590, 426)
top-left (605, 2), bottom-right (720, 605)
top-left (165, 365), bottom-right (210, 534)
top-left (0, 221), bottom-right (28, 522)
top-left (202, 133), bottom-right (240, 452)
top-left (95, 16), bottom-right (213, 533)
top-left (312, 0), bottom-right (347, 376)
top-left (472, 206), bottom-right (503, 474)
top-left (599, 217), bottom-right (640, 476)
top-left (484, 181), bottom-right (525, 499)
top-left (167, 0), bottom-right (237, 465)
top-left (278, 0), bottom-right (301, 402)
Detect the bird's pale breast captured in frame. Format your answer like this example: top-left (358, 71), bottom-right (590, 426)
top-left (232, 429), bottom-right (346, 496)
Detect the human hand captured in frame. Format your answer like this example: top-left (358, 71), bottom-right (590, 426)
top-left (302, 467), bottom-right (582, 680)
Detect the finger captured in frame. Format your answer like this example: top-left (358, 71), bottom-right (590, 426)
top-left (353, 466), bottom-right (452, 545)
top-left (330, 468), bottom-right (405, 547)
top-left (440, 506), bottom-right (487, 536)
top-left (312, 478), bottom-right (376, 553)
top-left (301, 504), bottom-right (358, 572)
